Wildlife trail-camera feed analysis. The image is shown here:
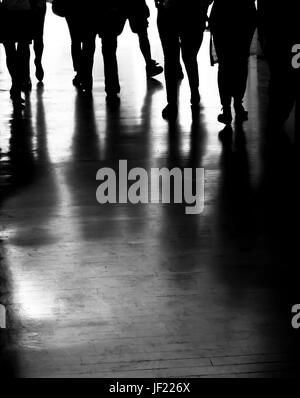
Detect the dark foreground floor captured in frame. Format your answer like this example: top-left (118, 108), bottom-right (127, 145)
top-left (0, 10), bottom-right (299, 378)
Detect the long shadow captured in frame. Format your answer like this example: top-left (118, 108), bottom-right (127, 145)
top-left (213, 120), bottom-right (299, 374)
top-left (157, 114), bottom-right (209, 283)
top-left (64, 79), bottom-right (165, 243)
top-left (0, 89), bottom-right (58, 377)
top-left (0, 107), bottom-right (36, 378)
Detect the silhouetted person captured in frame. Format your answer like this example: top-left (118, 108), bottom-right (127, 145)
top-left (210, 0), bottom-right (257, 124)
top-left (257, 0), bottom-right (299, 135)
top-left (53, 0), bottom-right (97, 93)
top-left (1, 0), bottom-right (35, 108)
top-left (155, 0), bottom-right (210, 120)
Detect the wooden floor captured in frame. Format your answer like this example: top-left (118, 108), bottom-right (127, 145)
top-left (0, 8), bottom-right (299, 378)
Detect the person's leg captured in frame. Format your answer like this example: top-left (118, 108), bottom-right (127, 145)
top-left (233, 29), bottom-right (256, 120)
top-left (157, 10), bottom-right (182, 80)
top-left (71, 40), bottom-right (82, 76)
top-left (232, 55), bottom-right (250, 120)
top-left (3, 41), bottom-right (24, 105)
top-left (129, 14), bottom-right (163, 78)
top-left (180, 30), bottom-right (204, 106)
top-left (233, 58), bottom-right (249, 104)
top-left (66, 16), bottom-right (82, 83)
top-left (217, 59), bottom-right (234, 123)
top-left (211, 30), bottom-right (233, 123)
top-left (137, 28), bottom-right (152, 65)
top-left (157, 10), bottom-right (180, 118)
top-left (17, 41), bottom-right (31, 90)
top-left (81, 34), bottom-right (96, 91)
top-left (33, 5), bottom-right (47, 82)
top-left (217, 61), bottom-right (232, 107)
top-left (160, 31), bottom-right (180, 115)
top-left (137, 27), bottom-right (164, 78)
top-left (101, 35), bottom-right (120, 98)
top-left (138, 28), bottom-right (163, 77)
top-left (3, 42), bottom-right (18, 82)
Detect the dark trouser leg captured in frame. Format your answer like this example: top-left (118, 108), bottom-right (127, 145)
top-left (217, 59), bottom-right (233, 108)
top-left (34, 37), bottom-right (44, 64)
top-left (33, 6), bottom-right (46, 64)
top-left (101, 35), bottom-right (120, 95)
top-left (71, 41), bottom-right (82, 73)
top-left (213, 40), bottom-right (232, 107)
top-left (233, 30), bottom-right (255, 106)
top-left (3, 42), bottom-right (18, 83)
top-left (232, 56), bottom-right (249, 106)
top-left (180, 31), bottom-right (204, 104)
top-left (137, 29), bottom-right (152, 65)
top-left (81, 35), bottom-right (96, 88)
top-left (17, 42), bottom-right (31, 83)
top-left (66, 17), bottom-right (82, 73)
top-left (157, 11), bottom-right (180, 106)
top-left (3, 41), bottom-right (23, 100)
top-left (212, 30), bottom-right (234, 109)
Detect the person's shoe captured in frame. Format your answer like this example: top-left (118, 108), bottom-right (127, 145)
top-left (106, 93), bottom-right (120, 106)
top-left (218, 125), bottom-right (233, 146)
top-left (10, 92), bottom-right (25, 110)
top-left (80, 86), bottom-right (93, 96)
top-left (191, 91), bottom-right (201, 107)
top-left (12, 99), bottom-right (25, 111)
top-left (80, 79), bottom-right (93, 94)
top-left (35, 61), bottom-right (44, 82)
top-left (218, 107), bottom-right (232, 125)
top-left (10, 88), bottom-right (25, 103)
top-left (146, 60), bottom-right (163, 78)
top-left (234, 103), bottom-right (248, 122)
top-left (10, 94), bottom-right (25, 104)
top-left (72, 73), bottom-right (82, 88)
top-left (162, 104), bottom-right (178, 121)
top-left (21, 79), bottom-right (32, 92)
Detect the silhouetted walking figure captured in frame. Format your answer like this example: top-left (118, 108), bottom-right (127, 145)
top-left (210, 0), bottom-right (257, 124)
top-left (155, 0), bottom-right (210, 120)
top-left (53, 0), bottom-right (97, 93)
top-left (1, 0), bottom-right (35, 108)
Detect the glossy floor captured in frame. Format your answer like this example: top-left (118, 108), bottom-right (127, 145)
top-left (0, 8), bottom-right (299, 377)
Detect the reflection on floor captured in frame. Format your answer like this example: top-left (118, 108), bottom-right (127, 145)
top-left (0, 9), bottom-right (299, 378)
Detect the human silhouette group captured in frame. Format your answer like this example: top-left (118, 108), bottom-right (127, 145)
top-left (0, 0), bottom-right (298, 130)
